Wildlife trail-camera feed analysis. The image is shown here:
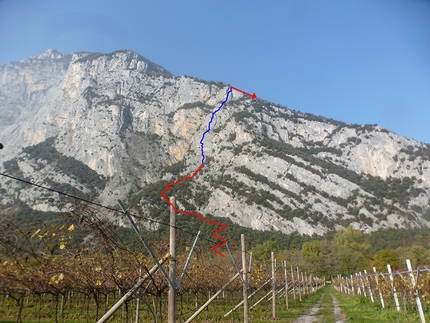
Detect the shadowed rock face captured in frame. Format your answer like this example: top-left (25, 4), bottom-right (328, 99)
top-left (1, 49), bottom-right (430, 235)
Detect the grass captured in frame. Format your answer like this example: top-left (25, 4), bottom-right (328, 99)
top-left (274, 286), bottom-right (326, 322)
top-left (332, 287), bottom-right (430, 323)
top-left (4, 286), bottom-right (429, 322)
top-left (0, 287), bottom-right (329, 323)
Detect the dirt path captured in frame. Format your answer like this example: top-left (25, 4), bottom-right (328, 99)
top-left (293, 294), bottom-right (324, 323)
top-left (293, 291), bottom-right (347, 323)
top-left (331, 293), bottom-right (347, 323)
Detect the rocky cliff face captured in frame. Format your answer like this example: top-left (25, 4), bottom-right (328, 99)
top-left (1, 49), bottom-right (430, 235)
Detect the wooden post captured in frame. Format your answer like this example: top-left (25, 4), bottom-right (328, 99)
top-left (406, 259), bottom-right (426, 323)
top-left (271, 252), bottom-right (276, 320)
top-left (241, 234), bottom-right (248, 323)
top-left (291, 265), bottom-right (296, 300)
top-left (168, 197), bottom-right (176, 323)
top-left (387, 264), bottom-right (400, 311)
top-left (297, 267), bottom-right (302, 301)
top-left (283, 261), bottom-right (289, 310)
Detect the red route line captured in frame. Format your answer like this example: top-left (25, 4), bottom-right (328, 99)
top-left (161, 163), bottom-right (227, 257)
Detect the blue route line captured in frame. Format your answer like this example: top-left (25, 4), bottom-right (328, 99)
top-left (199, 87), bottom-right (233, 164)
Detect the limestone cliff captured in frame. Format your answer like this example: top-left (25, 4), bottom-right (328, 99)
top-left (1, 49), bottom-right (430, 235)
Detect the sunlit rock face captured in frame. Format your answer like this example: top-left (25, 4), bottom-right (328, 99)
top-left (1, 49), bottom-right (430, 235)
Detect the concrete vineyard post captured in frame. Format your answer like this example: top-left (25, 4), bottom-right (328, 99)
top-left (241, 234), bottom-right (249, 323)
top-left (387, 264), bottom-right (400, 311)
top-left (291, 265), bottom-right (296, 300)
top-left (406, 259), bottom-right (425, 323)
top-left (363, 270), bottom-right (374, 302)
top-left (373, 267), bottom-right (384, 309)
top-left (168, 197), bottom-right (176, 323)
top-left (283, 261), bottom-right (289, 310)
top-left (271, 252), bottom-right (276, 320)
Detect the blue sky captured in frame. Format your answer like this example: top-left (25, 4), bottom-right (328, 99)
top-left (1, 0), bottom-right (429, 143)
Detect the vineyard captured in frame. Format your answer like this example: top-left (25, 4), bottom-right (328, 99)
top-left (333, 261), bottom-right (430, 322)
top-left (3, 200), bottom-right (430, 323)
top-left (0, 201), bottom-right (327, 323)
top-left (2, 194), bottom-right (430, 323)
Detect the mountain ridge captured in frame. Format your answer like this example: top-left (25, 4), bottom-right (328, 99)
top-left (1, 49), bottom-right (429, 237)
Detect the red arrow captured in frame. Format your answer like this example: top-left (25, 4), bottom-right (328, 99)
top-left (230, 86), bottom-right (257, 99)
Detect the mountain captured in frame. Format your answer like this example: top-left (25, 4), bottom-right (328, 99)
top-left (1, 49), bottom-right (430, 236)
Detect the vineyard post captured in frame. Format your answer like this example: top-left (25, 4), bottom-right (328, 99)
top-left (341, 276), bottom-right (345, 293)
top-left (351, 275), bottom-right (360, 295)
top-left (224, 279), bottom-right (271, 317)
top-left (185, 272), bottom-right (241, 323)
top-left (341, 277), bottom-right (344, 292)
top-left (60, 294), bottom-right (66, 322)
top-left (339, 277), bottom-right (343, 293)
top-left (351, 275), bottom-right (356, 294)
top-left (303, 272), bottom-right (306, 294)
top-left (360, 272), bottom-right (366, 296)
top-left (304, 272), bottom-right (307, 294)
top-left (309, 274), bottom-right (313, 293)
top-left (283, 261), bottom-right (289, 310)
top-left (296, 267), bottom-right (302, 301)
top-left (352, 275), bottom-right (355, 294)
top-left (387, 264), bottom-right (400, 311)
top-left (248, 252), bottom-right (253, 287)
top-left (314, 274), bottom-right (318, 291)
top-left (241, 234), bottom-right (249, 323)
top-left (355, 273), bottom-right (361, 295)
top-left (373, 267), bottom-right (384, 308)
top-left (168, 197), bottom-right (176, 323)
top-left (249, 288), bottom-right (273, 310)
top-left (97, 254), bottom-right (171, 323)
top-left (306, 272), bottom-right (310, 294)
top-left (135, 268), bottom-right (141, 323)
top-left (359, 272), bottom-right (367, 297)
top-left (406, 259), bottom-right (426, 323)
top-left (306, 272), bottom-right (309, 294)
top-left (363, 270), bottom-right (374, 302)
top-left (291, 265), bottom-right (296, 300)
top-left (301, 272), bottom-right (305, 295)
top-left (271, 252), bottom-right (276, 320)
top-left (342, 276), bottom-right (345, 294)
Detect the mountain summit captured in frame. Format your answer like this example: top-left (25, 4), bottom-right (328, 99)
top-left (1, 49), bottom-right (430, 236)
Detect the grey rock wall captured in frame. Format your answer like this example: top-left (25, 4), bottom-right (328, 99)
top-left (1, 49), bottom-right (429, 236)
